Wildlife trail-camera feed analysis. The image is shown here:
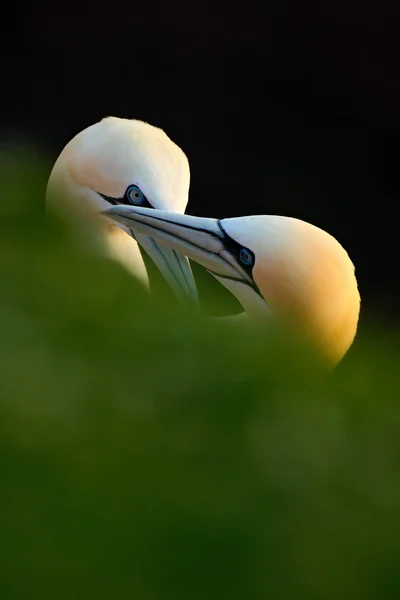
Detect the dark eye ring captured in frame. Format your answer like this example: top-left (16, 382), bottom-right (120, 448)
top-left (126, 185), bottom-right (145, 205)
top-left (239, 248), bottom-right (254, 266)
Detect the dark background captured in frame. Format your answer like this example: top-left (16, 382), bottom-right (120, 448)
top-left (3, 0), bottom-right (400, 322)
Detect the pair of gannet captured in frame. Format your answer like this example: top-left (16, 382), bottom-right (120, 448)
top-left (46, 117), bottom-right (360, 365)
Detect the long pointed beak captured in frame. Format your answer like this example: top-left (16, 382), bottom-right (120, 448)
top-left (134, 232), bottom-right (199, 305)
top-left (101, 205), bottom-right (253, 284)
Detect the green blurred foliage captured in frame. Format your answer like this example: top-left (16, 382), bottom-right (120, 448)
top-left (0, 148), bottom-right (400, 599)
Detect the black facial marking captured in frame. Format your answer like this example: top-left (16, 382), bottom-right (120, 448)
top-left (217, 222), bottom-right (256, 279)
top-left (98, 186), bottom-right (153, 209)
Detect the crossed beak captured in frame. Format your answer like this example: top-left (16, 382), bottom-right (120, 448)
top-left (101, 205), bottom-right (256, 287)
top-left (105, 211), bottom-right (200, 306)
top-left (134, 231), bottom-right (199, 306)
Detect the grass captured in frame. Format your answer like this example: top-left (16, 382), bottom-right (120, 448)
top-left (0, 148), bottom-right (399, 599)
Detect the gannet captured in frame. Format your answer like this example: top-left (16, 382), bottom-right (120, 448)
top-left (46, 116), bottom-right (198, 304)
top-left (103, 205), bottom-right (361, 365)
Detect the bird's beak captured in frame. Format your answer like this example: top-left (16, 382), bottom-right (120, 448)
top-left (133, 232), bottom-right (199, 306)
top-left (101, 205), bottom-right (254, 285)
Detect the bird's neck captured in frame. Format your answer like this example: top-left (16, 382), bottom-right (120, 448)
top-left (211, 275), bottom-right (272, 322)
top-left (104, 224), bottom-right (149, 286)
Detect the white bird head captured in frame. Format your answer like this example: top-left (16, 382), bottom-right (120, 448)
top-left (46, 116), bottom-right (198, 304)
top-left (102, 204), bottom-right (361, 365)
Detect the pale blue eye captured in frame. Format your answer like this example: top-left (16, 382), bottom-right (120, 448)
top-left (239, 248), bottom-right (254, 266)
top-left (126, 185), bottom-right (145, 205)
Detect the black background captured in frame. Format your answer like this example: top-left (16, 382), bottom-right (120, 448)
top-left (3, 0), bottom-right (400, 321)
